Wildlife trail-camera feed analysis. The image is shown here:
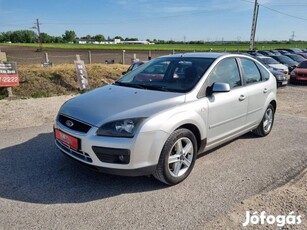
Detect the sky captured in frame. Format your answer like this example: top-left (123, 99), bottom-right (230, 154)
top-left (0, 0), bottom-right (307, 41)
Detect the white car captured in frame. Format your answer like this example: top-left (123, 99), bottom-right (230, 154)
top-left (256, 56), bottom-right (289, 74)
top-left (54, 53), bottom-right (277, 185)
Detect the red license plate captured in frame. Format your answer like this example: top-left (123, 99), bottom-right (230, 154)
top-left (55, 129), bottom-right (79, 150)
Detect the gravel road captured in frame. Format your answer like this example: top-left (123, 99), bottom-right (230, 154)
top-left (0, 85), bottom-right (306, 229)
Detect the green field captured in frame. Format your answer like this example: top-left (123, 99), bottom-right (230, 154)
top-left (1, 42), bottom-right (307, 52)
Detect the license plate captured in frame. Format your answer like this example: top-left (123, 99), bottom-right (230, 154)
top-left (55, 129), bottom-right (79, 150)
top-left (282, 81), bottom-right (288, 85)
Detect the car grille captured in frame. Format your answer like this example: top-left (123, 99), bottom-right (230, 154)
top-left (56, 140), bottom-right (92, 163)
top-left (58, 115), bottom-right (91, 133)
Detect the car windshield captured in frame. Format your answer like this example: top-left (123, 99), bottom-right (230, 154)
top-left (298, 61), bottom-right (307, 68)
top-left (287, 55), bottom-right (305, 62)
top-left (115, 57), bottom-right (215, 93)
top-left (261, 57), bottom-right (279, 65)
top-left (276, 56), bottom-right (297, 65)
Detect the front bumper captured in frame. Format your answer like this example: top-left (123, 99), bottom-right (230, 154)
top-left (54, 119), bottom-right (169, 176)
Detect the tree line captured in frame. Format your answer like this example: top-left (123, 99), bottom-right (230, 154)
top-left (1, 29), bottom-right (306, 45)
top-left (0, 29), bottom-right (207, 44)
top-left (0, 30), bottom-right (106, 43)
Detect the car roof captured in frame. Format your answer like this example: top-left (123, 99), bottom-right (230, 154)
top-left (255, 56), bottom-right (272, 59)
top-left (160, 52), bottom-right (250, 59)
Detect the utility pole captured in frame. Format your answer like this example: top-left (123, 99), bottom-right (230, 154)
top-left (249, 0), bottom-right (259, 51)
top-left (33, 18), bottom-right (42, 51)
top-left (290, 31), bottom-right (296, 41)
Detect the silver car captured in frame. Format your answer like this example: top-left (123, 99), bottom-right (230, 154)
top-left (54, 53), bottom-right (277, 185)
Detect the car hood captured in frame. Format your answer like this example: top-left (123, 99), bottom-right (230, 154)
top-left (59, 84), bottom-right (186, 127)
top-left (268, 64), bottom-right (288, 70)
top-left (294, 68), bottom-right (307, 74)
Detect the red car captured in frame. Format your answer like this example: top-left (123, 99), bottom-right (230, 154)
top-left (290, 60), bottom-right (307, 83)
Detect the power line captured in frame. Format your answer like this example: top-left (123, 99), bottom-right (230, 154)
top-left (260, 4), bottom-right (307, 21)
top-left (240, 0), bottom-right (307, 21)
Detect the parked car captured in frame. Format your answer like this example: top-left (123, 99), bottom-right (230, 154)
top-left (298, 53), bottom-right (307, 59)
top-left (257, 50), bottom-right (275, 56)
top-left (269, 50), bottom-right (281, 55)
top-left (290, 60), bottom-right (307, 83)
top-left (268, 68), bottom-right (288, 87)
top-left (122, 61), bottom-right (147, 74)
top-left (255, 56), bottom-right (289, 74)
top-left (284, 54), bottom-right (305, 63)
top-left (274, 50), bottom-right (290, 55)
top-left (246, 51), bottom-right (265, 57)
top-left (269, 55), bottom-right (298, 72)
top-left (54, 53), bottom-right (277, 185)
top-left (276, 48), bottom-right (303, 54)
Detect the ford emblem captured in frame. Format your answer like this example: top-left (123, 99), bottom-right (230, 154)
top-left (66, 120), bottom-right (74, 127)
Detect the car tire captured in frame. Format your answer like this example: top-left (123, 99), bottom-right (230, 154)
top-left (253, 104), bottom-right (275, 137)
top-left (153, 128), bottom-right (197, 185)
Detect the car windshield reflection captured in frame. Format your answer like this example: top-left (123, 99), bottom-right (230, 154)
top-left (116, 57), bottom-right (215, 93)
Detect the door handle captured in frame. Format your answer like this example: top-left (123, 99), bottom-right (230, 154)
top-left (263, 88), bottom-right (268, 94)
top-left (239, 95), bottom-right (246, 101)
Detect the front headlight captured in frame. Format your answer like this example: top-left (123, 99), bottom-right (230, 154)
top-left (96, 118), bottom-right (146, 138)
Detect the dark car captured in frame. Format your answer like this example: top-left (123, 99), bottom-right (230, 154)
top-left (123, 61), bottom-right (147, 74)
top-left (257, 50), bottom-right (275, 56)
top-left (285, 54), bottom-right (305, 63)
top-left (290, 60), bottom-right (307, 83)
top-left (269, 55), bottom-right (298, 72)
top-left (298, 53), bottom-right (307, 59)
top-left (276, 48), bottom-right (303, 54)
top-left (274, 50), bottom-right (290, 55)
top-left (255, 57), bottom-right (288, 87)
top-left (270, 50), bottom-right (281, 55)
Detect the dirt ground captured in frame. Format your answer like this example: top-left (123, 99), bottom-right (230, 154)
top-left (0, 85), bottom-right (306, 229)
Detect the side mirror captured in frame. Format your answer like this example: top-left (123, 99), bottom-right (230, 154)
top-left (122, 71), bottom-right (127, 75)
top-left (211, 82), bottom-right (230, 93)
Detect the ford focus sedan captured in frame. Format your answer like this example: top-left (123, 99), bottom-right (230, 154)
top-left (54, 53), bottom-right (277, 185)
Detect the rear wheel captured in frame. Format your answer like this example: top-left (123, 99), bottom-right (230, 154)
top-left (153, 128), bottom-right (197, 185)
top-left (253, 104), bottom-right (275, 137)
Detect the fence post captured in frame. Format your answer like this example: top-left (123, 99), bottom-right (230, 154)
top-left (76, 55), bottom-right (81, 61)
top-left (148, 50), bottom-right (152, 60)
top-left (131, 53), bottom-right (137, 64)
top-left (122, 50), bottom-right (125, 65)
top-left (88, 51), bottom-right (92, 64)
top-left (44, 52), bottom-right (49, 63)
top-left (172, 50), bottom-right (175, 54)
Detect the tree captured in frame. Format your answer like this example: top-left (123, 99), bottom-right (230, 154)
top-left (93, 34), bottom-right (105, 42)
top-left (62, 30), bottom-right (77, 43)
top-left (40, 32), bottom-right (54, 43)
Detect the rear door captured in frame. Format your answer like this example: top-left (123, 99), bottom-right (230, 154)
top-left (238, 58), bottom-right (270, 126)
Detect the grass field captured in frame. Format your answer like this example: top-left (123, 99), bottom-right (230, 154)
top-left (1, 42), bottom-right (307, 52)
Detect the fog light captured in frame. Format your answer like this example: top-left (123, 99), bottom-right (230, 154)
top-left (118, 155), bottom-right (125, 162)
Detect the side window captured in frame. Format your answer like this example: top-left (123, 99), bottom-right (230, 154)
top-left (256, 62), bottom-right (270, 81)
top-left (207, 58), bottom-right (241, 89)
top-left (240, 58), bottom-right (262, 84)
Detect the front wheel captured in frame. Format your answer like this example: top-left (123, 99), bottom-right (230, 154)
top-left (153, 128), bottom-right (197, 185)
top-left (253, 104), bottom-right (275, 137)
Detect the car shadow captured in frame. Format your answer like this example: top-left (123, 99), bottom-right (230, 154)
top-left (197, 132), bottom-right (258, 159)
top-left (0, 132), bottom-right (166, 204)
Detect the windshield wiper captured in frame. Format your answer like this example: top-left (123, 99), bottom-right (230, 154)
top-left (141, 85), bottom-right (170, 92)
top-left (114, 82), bottom-right (170, 91)
top-left (113, 82), bottom-right (146, 89)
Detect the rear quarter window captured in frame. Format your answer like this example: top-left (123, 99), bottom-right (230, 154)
top-left (256, 62), bottom-right (270, 81)
top-left (240, 58), bottom-right (262, 84)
